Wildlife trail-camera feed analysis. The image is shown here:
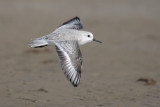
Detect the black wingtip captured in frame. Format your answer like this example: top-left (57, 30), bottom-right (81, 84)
top-left (62, 16), bottom-right (80, 25)
top-left (59, 16), bottom-right (83, 30)
top-left (73, 84), bottom-right (78, 87)
top-left (75, 16), bottom-right (80, 19)
top-left (75, 16), bottom-right (80, 20)
top-left (70, 80), bottom-right (79, 87)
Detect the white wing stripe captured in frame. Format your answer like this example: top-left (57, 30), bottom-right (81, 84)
top-left (59, 45), bottom-right (76, 72)
top-left (55, 41), bottom-right (82, 87)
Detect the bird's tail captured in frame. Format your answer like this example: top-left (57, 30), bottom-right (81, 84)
top-left (29, 38), bottom-right (48, 48)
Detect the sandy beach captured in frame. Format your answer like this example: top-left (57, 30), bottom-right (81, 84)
top-left (0, 0), bottom-right (160, 106)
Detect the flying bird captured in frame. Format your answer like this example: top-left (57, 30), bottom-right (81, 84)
top-left (29, 17), bottom-right (102, 87)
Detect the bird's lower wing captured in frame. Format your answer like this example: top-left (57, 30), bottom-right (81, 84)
top-left (55, 40), bottom-right (83, 87)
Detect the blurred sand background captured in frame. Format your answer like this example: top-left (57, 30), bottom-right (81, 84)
top-left (0, 0), bottom-right (160, 107)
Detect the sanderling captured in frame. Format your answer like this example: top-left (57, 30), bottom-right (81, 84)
top-left (29, 17), bottom-right (102, 87)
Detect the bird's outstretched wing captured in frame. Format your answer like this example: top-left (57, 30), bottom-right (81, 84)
top-left (55, 40), bottom-right (83, 87)
top-left (58, 17), bottom-right (83, 30)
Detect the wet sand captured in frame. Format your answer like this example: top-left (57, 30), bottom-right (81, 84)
top-left (0, 0), bottom-right (160, 107)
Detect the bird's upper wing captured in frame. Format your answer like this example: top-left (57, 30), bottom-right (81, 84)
top-left (57, 17), bottom-right (83, 30)
top-left (55, 40), bottom-right (83, 87)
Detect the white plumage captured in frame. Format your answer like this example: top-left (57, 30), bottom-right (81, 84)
top-left (29, 17), bottom-right (101, 87)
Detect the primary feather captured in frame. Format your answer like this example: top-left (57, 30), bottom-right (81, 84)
top-left (55, 41), bottom-right (82, 87)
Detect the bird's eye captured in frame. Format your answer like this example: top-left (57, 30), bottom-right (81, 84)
top-left (88, 35), bottom-right (90, 37)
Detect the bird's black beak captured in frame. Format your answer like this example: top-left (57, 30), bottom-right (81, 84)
top-left (93, 38), bottom-right (102, 43)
